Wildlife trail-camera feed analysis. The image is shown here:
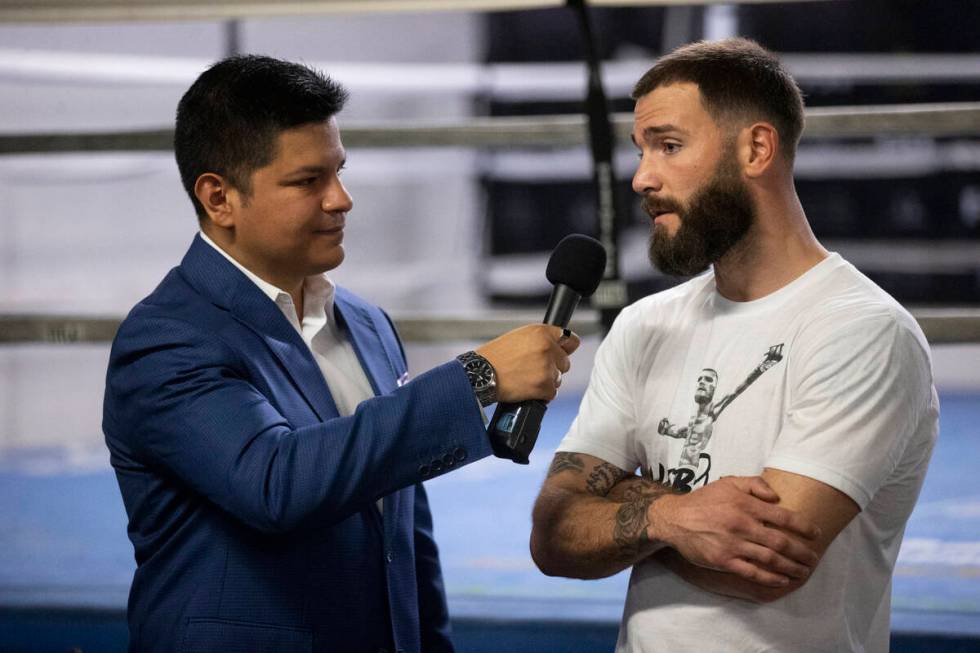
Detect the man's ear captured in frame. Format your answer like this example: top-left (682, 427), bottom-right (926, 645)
top-left (194, 173), bottom-right (237, 228)
top-left (740, 122), bottom-right (779, 179)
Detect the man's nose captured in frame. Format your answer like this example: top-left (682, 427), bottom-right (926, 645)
top-left (324, 177), bottom-right (353, 213)
top-left (632, 155), bottom-right (663, 196)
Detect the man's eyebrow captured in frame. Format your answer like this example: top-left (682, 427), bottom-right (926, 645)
top-left (284, 159), bottom-right (346, 176)
top-left (630, 124), bottom-right (689, 147)
top-left (285, 165), bottom-right (326, 176)
top-left (641, 124), bottom-right (689, 139)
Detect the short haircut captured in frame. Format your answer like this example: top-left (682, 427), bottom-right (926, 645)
top-left (174, 54), bottom-right (348, 220)
top-left (632, 38), bottom-right (804, 162)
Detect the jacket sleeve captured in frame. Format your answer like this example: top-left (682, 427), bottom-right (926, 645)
top-left (103, 313), bottom-right (492, 534)
top-left (413, 482), bottom-right (455, 652)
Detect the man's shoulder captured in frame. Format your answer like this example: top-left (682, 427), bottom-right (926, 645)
top-left (114, 267), bottom-right (233, 353)
top-left (802, 256), bottom-right (924, 341)
top-left (789, 258), bottom-right (932, 372)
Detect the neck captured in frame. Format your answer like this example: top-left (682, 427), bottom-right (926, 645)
top-left (202, 224), bottom-right (306, 319)
top-left (712, 187), bottom-right (827, 302)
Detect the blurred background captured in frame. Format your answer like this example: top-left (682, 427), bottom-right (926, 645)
top-left (0, 0), bottom-right (978, 651)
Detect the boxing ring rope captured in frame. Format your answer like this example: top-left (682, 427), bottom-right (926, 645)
top-left (2, 102), bottom-right (978, 154)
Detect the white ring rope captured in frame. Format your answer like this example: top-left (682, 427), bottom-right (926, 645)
top-left (2, 103), bottom-right (978, 155)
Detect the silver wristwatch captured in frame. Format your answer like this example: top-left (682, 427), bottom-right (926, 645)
top-left (456, 351), bottom-right (498, 407)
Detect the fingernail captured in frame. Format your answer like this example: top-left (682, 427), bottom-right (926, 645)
top-left (559, 328), bottom-right (571, 341)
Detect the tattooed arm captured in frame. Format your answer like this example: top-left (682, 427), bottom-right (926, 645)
top-left (531, 452), bottom-right (823, 585)
top-left (530, 452), bottom-right (674, 579)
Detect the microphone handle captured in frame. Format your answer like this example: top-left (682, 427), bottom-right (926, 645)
top-left (542, 284), bottom-right (581, 327)
top-left (488, 399), bottom-right (548, 464)
top-left (488, 285), bottom-right (582, 464)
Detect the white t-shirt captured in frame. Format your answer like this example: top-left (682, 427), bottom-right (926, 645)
top-left (558, 253), bottom-right (939, 653)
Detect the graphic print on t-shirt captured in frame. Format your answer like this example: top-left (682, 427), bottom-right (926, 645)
top-left (655, 344), bottom-right (785, 492)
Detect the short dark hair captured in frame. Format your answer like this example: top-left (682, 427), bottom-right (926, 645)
top-left (632, 38), bottom-right (804, 162)
top-left (174, 54), bottom-right (348, 219)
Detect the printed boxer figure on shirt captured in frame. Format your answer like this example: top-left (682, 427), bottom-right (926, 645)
top-left (659, 344), bottom-right (784, 490)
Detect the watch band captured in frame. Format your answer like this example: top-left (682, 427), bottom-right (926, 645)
top-left (456, 350), bottom-right (498, 407)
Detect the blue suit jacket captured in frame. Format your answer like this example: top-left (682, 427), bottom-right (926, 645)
top-left (103, 235), bottom-right (492, 653)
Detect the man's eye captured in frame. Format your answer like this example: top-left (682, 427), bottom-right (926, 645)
top-left (663, 142), bottom-right (681, 154)
top-left (296, 177), bottom-right (317, 186)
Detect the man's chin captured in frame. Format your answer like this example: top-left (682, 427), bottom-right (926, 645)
top-left (313, 246), bottom-right (345, 273)
top-left (648, 244), bottom-right (710, 278)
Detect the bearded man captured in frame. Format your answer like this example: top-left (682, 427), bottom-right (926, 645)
top-left (530, 38), bottom-right (938, 652)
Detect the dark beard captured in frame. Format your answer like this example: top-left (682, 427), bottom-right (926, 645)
top-left (645, 152), bottom-right (754, 277)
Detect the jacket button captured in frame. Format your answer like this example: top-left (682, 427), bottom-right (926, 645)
top-left (418, 464), bottom-right (430, 478)
top-left (386, 551), bottom-right (393, 563)
top-left (431, 459), bottom-right (444, 473)
top-left (443, 453), bottom-right (455, 467)
top-left (454, 447), bottom-right (467, 462)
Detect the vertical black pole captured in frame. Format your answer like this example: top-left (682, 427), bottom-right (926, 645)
top-left (568, 0), bottom-right (627, 333)
top-left (224, 20), bottom-right (241, 57)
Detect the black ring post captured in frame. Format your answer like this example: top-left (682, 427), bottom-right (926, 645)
top-left (567, 0), bottom-right (628, 333)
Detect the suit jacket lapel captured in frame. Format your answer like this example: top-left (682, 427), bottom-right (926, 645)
top-left (238, 293), bottom-right (339, 423)
top-left (178, 235), bottom-right (339, 422)
top-left (334, 291), bottom-right (404, 537)
top-left (333, 292), bottom-right (398, 396)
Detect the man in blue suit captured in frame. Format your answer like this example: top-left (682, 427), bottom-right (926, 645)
top-left (103, 55), bottom-right (579, 653)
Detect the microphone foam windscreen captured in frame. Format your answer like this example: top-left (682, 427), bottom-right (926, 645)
top-left (546, 234), bottom-right (607, 297)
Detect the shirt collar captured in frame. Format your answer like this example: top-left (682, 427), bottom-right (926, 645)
top-left (198, 230), bottom-right (336, 322)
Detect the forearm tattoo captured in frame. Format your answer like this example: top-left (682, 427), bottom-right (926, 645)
top-left (613, 498), bottom-right (652, 551)
top-left (612, 479), bottom-right (673, 555)
top-left (586, 463), bottom-right (630, 497)
top-left (547, 452), bottom-right (585, 477)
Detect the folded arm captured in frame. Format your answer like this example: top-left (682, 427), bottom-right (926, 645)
top-left (530, 452), bottom-right (821, 584)
top-left (530, 452), bottom-right (673, 579)
top-left (654, 468), bottom-right (859, 602)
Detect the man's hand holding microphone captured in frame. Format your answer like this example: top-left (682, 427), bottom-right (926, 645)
top-left (456, 235), bottom-right (607, 464)
top-left (476, 325), bottom-right (579, 403)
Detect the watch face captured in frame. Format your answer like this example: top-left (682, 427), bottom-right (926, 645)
top-left (466, 359), bottom-right (494, 389)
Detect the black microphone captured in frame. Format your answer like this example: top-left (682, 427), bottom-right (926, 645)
top-left (488, 234), bottom-right (607, 464)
